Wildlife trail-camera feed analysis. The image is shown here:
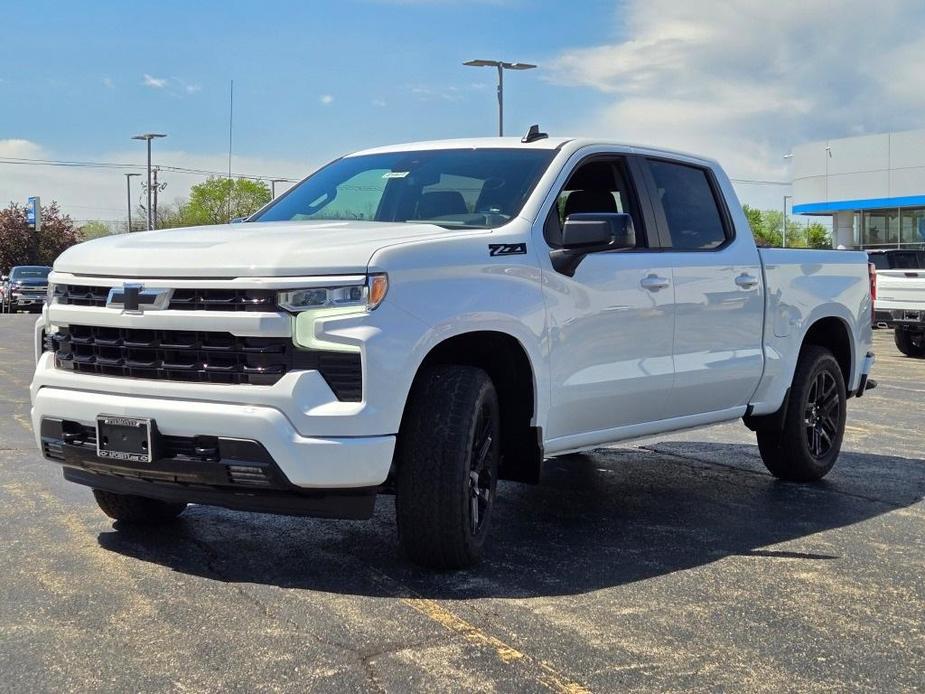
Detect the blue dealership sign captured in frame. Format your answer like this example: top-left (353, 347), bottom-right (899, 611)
top-left (26, 196), bottom-right (41, 231)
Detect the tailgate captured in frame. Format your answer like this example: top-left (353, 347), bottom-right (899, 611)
top-left (876, 270), bottom-right (925, 309)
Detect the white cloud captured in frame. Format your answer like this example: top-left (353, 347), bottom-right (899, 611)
top-left (548, 0), bottom-right (925, 208)
top-left (0, 139), bottom-right (312, 225)
top-left (372, 98), bottom-right (387, 107)
top-left (142, 74), bottom-right (168, 89)
top-left (142, 74), bottom-right (202, 97)
top-left (320, 94), bottom-right (334, 105)
top-left (102, 77), bottom-right (114, 89)
top-left (410, 85), bottom-right (464, 102)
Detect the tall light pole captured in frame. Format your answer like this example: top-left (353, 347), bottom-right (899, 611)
top-left (132, 133), bottom-right (167, 230)
top-left (124, 173), bottom-right (140, 232)
top-left (783, 194), bottom-right (793, 248)
top-left (270, 178), bottom-right (287, 199)
top-left (463, 59), bottom-right (537, 136)
top-left (782, 152), bottom-right (794, 248)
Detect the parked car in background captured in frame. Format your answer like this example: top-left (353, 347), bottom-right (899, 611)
top-left (1, 266), bottom-right (52, 313)
top-left (869, 249), bottom-right (925, 357)
top-left (32, 135), bottom-right (874, 568)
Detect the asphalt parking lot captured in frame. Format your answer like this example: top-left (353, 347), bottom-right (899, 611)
top-left (0, 313), bottom-right (922, 693)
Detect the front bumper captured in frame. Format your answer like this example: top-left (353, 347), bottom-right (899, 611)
top-left (10, 292), bottom-right (46, 306)
top-left (31, 386), bottom-right (395, 490)
top-left (39, 418), bottom-right (377, 518)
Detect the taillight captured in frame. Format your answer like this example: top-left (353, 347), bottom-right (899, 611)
top-left (868, 262), bottom-right (877, 321)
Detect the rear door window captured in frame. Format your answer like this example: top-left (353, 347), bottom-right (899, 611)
top-left (648, 160), bottom-right (729, 250)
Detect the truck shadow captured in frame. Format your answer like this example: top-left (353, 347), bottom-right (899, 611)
top-left (96, 443), bottom-right (925, 599)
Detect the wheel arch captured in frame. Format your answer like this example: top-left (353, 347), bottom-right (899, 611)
top-left (745, 313), bottom-right (854, 433)
top-left (800, 315), bottom-right (853, 387)
top-left (399, 330), bottom-right (543, 484)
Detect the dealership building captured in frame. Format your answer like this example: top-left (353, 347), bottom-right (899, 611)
top-left (791, 127), bottom-right (925, 250)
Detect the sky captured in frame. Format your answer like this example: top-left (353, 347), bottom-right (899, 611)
top-left (2, 0), bottom-right (925, 225)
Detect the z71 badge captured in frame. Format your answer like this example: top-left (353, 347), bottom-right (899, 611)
top-left (488, 243), bottom-right (527, 257)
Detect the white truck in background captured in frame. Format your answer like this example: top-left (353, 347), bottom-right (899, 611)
top-left (31, 131), bottom-right (875, 568)
top-left (869, 249), bottom-right (925, 357)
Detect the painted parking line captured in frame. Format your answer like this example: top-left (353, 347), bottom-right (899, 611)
top-left (366, 569), bottom-right (591, 694)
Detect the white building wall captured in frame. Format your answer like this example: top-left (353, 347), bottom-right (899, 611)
top-left (791, 128), bottom-right (925, 207)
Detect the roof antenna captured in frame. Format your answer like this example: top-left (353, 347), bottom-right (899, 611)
top-left (521, 124), bottom-right (548, 143)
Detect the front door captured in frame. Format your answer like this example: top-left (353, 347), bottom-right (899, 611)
top-left (541, 155), bottom-right (676, 445)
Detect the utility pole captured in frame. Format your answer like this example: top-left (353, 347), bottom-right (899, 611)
top-left (271, 178), bottom-right (287, 199)
top-left (132, 133), bottom-right (167, 230)
top-left (124, 173), bottom-right (140, 232)
top-left (463, 59), bottom-right (537, 136)
top-left (227, 80), bottom-right (234, 222)
top-left (152, 167), bottom-right (164, 229)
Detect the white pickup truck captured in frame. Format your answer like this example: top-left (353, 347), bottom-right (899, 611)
top-left (870, 249), bottom-right (925, 357)
top-left (31, 133), bottom-right (875, 568)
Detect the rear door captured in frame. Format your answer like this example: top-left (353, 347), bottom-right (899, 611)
top-left (639, 156), bottom-right (765, 417)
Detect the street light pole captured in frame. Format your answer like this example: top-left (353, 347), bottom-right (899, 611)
top-left (782, 152), bottom-right (794, 249)
top-left (783, 194), bottom-right (793, 248)
top-left (124, 173), bottom-right (140, 232)
top-left (132, 133), bottom-right (167, 230)
top-left (463, 59), bottom-right (537, 137)
top-left (496, 64), bottom-right (504, 137)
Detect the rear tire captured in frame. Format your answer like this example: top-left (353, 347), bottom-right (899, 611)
top-left (757, 345), bottom-right (847, 482)
top-left (93, 489), bottom-right (187, 524)
top-left (894, 328), bottom-right (925, 357)
top-left (396, 365), bottom-right (500, 569)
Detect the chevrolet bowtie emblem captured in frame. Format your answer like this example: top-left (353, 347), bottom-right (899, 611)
top-left (106, 284), bottom-right (172, 313)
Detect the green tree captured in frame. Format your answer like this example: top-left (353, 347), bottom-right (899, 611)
top-left (79, 220), bottom-right (116, 241)
top-left (157, 177), bottom-right (271, 228)
top-left (0, 201), bottom-right (82, 271)
top-left (804, 222), bottom-right (832, 249)
top-left (743, 204), bottom-right (781, 247)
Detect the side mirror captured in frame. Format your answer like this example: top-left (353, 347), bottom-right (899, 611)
top-left (0, 275), bottom-right (7, 282)
top-left (550, 212), bottom-right (635, 276)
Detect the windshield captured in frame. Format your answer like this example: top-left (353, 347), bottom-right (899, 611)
top-left (253, 148), bottom-right (556, 229)
top-left (10, 266), bottom-right (50, 280)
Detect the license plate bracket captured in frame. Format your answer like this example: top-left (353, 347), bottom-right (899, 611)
top-left (96, 415), bottom-right (157, 464)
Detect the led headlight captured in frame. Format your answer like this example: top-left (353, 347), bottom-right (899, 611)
top-left (277, 274), bottom-right (388, 313)
top-left (282, 274), bottom-right (388, 353)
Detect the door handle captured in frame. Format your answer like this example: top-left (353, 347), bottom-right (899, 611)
top-left (640, 274), bottom-right (670, 291)
top-left (735, 273), bottom-right (759, 289)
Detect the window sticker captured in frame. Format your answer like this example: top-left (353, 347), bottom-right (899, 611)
top-left (382, 171), bottom-right (411, 179)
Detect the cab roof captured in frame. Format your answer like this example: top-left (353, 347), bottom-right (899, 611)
top-left (347, 136), bottom-right (716, 167)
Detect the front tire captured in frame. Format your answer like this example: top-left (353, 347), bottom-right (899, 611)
top-left (757, 345), bottom-right (847, 482)
top-left (894, 328), bottom-right (925, 357)
top-left (396, 365), bottom-right (500, 569)
top-left (93, 489), bottom-right (187, 524)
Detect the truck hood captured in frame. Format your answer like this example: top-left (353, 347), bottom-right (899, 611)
top-left (54, 220), bottom-right (461, 278)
